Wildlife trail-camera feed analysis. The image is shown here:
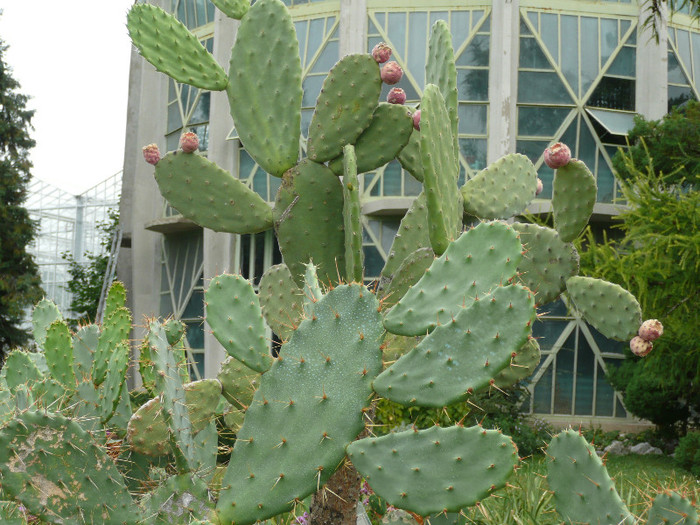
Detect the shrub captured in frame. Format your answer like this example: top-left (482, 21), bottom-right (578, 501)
top-left (674, 431), bottom-right (700, 477)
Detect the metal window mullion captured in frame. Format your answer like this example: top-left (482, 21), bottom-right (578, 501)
top-left (669, 37), bottom-right (700, 99)
top-left (360, 216), bottom-right (388, 261)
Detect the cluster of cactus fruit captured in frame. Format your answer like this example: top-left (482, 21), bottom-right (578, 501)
top-left (0, 0), bottom-right (693, 524)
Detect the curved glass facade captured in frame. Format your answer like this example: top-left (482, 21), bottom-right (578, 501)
top-left (133, 0), bottom-right (700, 418)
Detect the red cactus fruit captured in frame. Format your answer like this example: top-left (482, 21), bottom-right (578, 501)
top-left (412, 109), bottom-right (421, 131)
top-left (387, 88), bottom-right (406, 105)
top-left (638, 319), bottom-right (663, 342)
top-left (180, 132), bottom-right (199, 153)
top-left (142, 144), bottom-right (161, 165)
top-left (630, 336), bottom-right (653, 357)
top-left (543, 142), bottom-right (571, 169)
top-left (372, 42), bottom-right (392, 64)
top-left (381, 61), bottom-right (403, 85)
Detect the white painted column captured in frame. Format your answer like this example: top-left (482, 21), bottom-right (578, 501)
top-left (203, 10), bottom-right (239, 379)
top-left (636, 2), bottom-right (668, 120)
top-left (340, 0), bottom-right (367, 56)
top-left (487, 0), bottom-right (520, 163)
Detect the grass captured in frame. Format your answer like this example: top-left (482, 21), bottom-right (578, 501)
top-left (457, 454), bottom-right (698, 524)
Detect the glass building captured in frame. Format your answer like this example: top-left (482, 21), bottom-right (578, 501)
top-left (26, 172), bottom-right (122, 317)
top-left (119, 0), bottom-right (699, 425)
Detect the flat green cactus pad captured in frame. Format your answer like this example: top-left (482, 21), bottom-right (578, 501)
top-left (142, 473), bottom-right (213, 524)
top-left (211, 0), bottom-right (249, 19)
top-left (127, 4), bottom-right (228, 91)
top-left (381, 247), bottom-right (435, 307)
top-left (647, 491), bottom-right (698, 524)
top-left (420, 84), bottom-right (462, 256)
top-left (546, 429), bottom-right (634, 525)
top-left (381, 192), bottom-right (431, 282)
top-left (92, 306), bottom-right (131, 386)
top-left (493, 338), bottom-right (541, 389)
top-left (347, 425), bottom-right (519, 516)
top-left (511, 222), bottom-right (579, 305)
top-left (273, 160), bottom-right (346, 287)
top-left (552, 159), bottom-right (597, 242)
top-left (155, 151), bottom-right (273, 234)
top-left (397, 128), bottom-right (424, 182)
top-left (566, 276), bottom-right (642, 341)
top-left (228, 0), bottom-right (301, 176)
top-left (3, 350), bottom-right (43, 390)
top-left (426, 20), bottom-right (459, 168)
top-left (328, 103), bottom-right (414, 176)
top-left (218, 355), bottom-right (260, 409)
top-left (43, 320), bottom-right (75, 389)
top-left (375, 284), bottom-right (535, 407)
top-left (215, 284), bottom-right (383, 525)
top-left (384, 221), bottom-right (523, 337)
top-left (205, 274), bottom-right (272, 373)
top-left (342, 145), bottom-right (364, 282)
top-left (0, 411), bottom-right (138, 525)
top-left (72, 323), bottom-right (98, 381)
top-left (307, 54), bottom-right (382, 162)
top-left (461, 154), bottom-right (538, 219)
top-left (31, 298), bottom-right (62, 349)
top-left (104, 281), bottom-right (127, 321)
top-left (258, 263), bottom-right (305, 340)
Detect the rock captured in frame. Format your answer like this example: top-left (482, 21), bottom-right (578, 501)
top-left (630, 442), bottom-right (663, 455)
top-left (604, 440), bottom-right (631, 455)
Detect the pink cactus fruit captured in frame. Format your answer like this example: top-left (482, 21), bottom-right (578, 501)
top-left (412, 109), bottom-right (421, 131)
top-left (381, 61), bottom-right (403, 85)
top-left (638, 319), bottom-right (664, 342)
top-left (142, 144), bottom-right (161, 165)
top-left (543, 142), bottom-right (571, 169)
top-left (372, 42), bottom-right (392, 64)
top-left (180, 132), bottom-right (199, 153)
top-left (630, 336), bottom-right (653, 357)
top-left (387, 88), bottom-right (406, 105)
top-left (535, 178), bottom-right (544, 196)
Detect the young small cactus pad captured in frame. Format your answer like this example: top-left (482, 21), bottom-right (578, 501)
top-left (346, 425), bottom-right (519, 516)
top-left (551, 159), bottom-right (597, 242)
top-left (647, 491), bottom-right (699, 525)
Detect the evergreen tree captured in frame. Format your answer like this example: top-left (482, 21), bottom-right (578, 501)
top-left (0, 40), bottom-right (43, 359)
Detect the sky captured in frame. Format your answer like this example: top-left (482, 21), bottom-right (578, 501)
top-left (0, 1), bottom-right (136, 195)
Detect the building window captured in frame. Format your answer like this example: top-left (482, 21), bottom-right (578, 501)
top-left (516, 11), bottom-right (637, 203)
top-left (160, 230), bottom-right (205, 380)
top-left (172, 0), bottom-right (215, 30)
top-left (667, 26), bottom-right (700, 111)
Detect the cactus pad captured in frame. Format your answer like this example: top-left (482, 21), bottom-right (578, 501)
top-left (384, 221), bottom-right (523, 337)
top-left (92, 306), bottom-right (131, 386)
top-left (461, 154), bottom-right (538, 219)
top-left (127, 4), bottom-right (228, 91)
top-left (426, 21), bottom-right (459, 167)
top-left (511, 222), bottom-right (579, 305)
top-left (104, 280), bottom-right (127, 321)
top-left (274, 160), bottom-right (346, 287)
top-left (215, 284), bottom-right (383, 525)
top-left (647, 491), bottom-right (698, 525)
top-left (552, 160), bottom-right (597, 242)
top-left (307, 54), bottom-right (382, 162)
top-left (205, 274), bottom-right (272, 373)
top-left (217, 355), bottom-right (259, 409)
top-left (3, 350), bottom-right (43, 390)
top-left (228, 0), bottom-right (302, 176)
top-left (211, 0), bottom-right (249, 19)
top-left (31, 298), bottom-right (62, 348)
top-left (0, 411), bottom-right (138, 524)
top-left (420, 84), bottom-right (462, 256)
top-left (375, 284), bottom-right (535, 407)
top-left (347, 425), bottom-right (519, 516)
top-left (546, 429), bottom-right (634, 525)
top-left (43, 320), bottom-right (75, 389)
top-left (342, 145), bottom-right (364, 282)
top-left (566, 276), bottom-right (642, 341)
top-left (381, 192), bottom-right (431, 281)
top-left (258, 263), bottom-right (305, 340)
top-left (397, 128), bottom-right (424, 182)
top-left (381, 247), bottom-right (434, 307)
top-left (155, 151), bottom-right (273, 234)
top-left (493, 338), bottom-right (541, 389)
top-left (142, 473), bottom-right (213, 524)
top-left (328, 103), bottom-right (414, 176)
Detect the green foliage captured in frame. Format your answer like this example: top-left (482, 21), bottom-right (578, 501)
top-left (674, 431), bottom-right (700, 477)
top-left (577, 152), bottom-right (700, 433)
top-left (612, 101), bottom-right (700, 187)
top-left (0, 39), bottom-right (43, 357)
top-left (643, 1), bottom-right (700, 43)
top-left (62, 209), bottom-right (119, 327)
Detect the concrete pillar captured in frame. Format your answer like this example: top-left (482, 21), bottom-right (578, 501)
top-left (340, 0), bottom-right (367, 56)
top-left (487, 0), bottom-right (520, 163)
top-left (636, 2), bottom-right (668, 120)
top-left (120, 0), bottom-right (171, 387)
